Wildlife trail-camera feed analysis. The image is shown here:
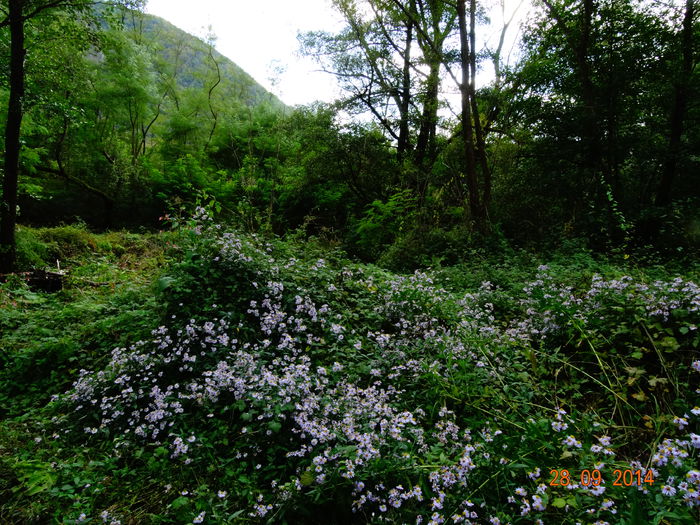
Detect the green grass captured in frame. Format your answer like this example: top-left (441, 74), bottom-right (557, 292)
top-left (1, 226), bottom-right (170, 415)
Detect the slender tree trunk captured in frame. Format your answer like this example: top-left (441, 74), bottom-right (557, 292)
top-left (578, 0), bottom-right (605, 186)
top-left (415, 61), bottom-right (439, 168)
top-left (468, 0), bottom-right (491, 214)
top-left (0, 0), bottom-right (25, 274)
top-left (457, 0), bottom-right (481, 223)
top-left (656, 0), bottom-right (694, 206)
top-left (542, 0), bottom-right (603, 186)
top-left (397, 0), bottom-right (414, 161)
top-left (414, 0), bottom-right (446, 203)
top-left (205, 43), bottom-right (222, 151)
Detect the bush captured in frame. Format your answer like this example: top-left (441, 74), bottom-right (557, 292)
top-left (15, 226), bottom-right (54, 270)
top-left (40, 213), bottom-right (699, 524)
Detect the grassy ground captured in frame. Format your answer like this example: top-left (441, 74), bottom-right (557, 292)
top-left (0, 226), bottom-right (172, 523)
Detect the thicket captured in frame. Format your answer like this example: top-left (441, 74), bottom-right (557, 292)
top-left (1, 214), bottom-right (698, 523)
top-left (2, 1), bottom-right (698, 272)
top-left (1, 1), bottom-right (700, 522)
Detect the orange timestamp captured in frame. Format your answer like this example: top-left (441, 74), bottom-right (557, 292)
top-left (549, 468), bottom-right (655, 487)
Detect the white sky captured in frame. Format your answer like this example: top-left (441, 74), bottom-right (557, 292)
top-left (145, 0), bottom-right (345, 106)
top-left (145, 0), bottom-right (531, 107)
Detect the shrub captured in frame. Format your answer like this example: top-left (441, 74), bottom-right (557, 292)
top-left (45, 213), bottom-right (699, 523)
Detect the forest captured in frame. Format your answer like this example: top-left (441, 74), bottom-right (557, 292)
top-left (0, 0), bottom-right (699, 523)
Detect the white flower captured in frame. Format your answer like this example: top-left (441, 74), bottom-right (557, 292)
top-left (673, 416), bottom-right (689, 430)
top-left (689, 433), bottom-right (700, 449)
top-left (661, 485), bottom-right (676, 497)
top-left (563, 435), bottom-right (582, 448)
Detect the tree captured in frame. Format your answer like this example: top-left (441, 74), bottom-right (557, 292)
top-left (456, 0), bottom-right (481, 221)
top-left (0, 0), bottom-right (142, 273)
top-left (506, 0), bottom-right (682, 240)
top-left (0, 0), bottom-right (25, 273)
top-left (656, 0), bottom-right (696, 206)
top-left (300, 0), bottom-right (419, 162)
top-left (302, 0), bottom-right (501, 227)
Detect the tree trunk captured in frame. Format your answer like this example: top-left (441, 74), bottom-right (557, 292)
top-left (656, 0), bottom-right (694, 206)
top-left (468, 0), bottom-right (491, 215)
top-left (577, 0), bottom-right (605, 187)
top-left (397, 0), bottom-right (415, 161)
top-left (542, 0), bottom-right (604, 187)
top-left (0, 0), bottom-right (25, 274)
top-left (415, 60), bottom-right (439, 169)
top-left (456, 0), bottom-right (481, 223)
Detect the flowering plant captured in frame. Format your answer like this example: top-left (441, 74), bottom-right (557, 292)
top-left (51, 213), bottom-right (699, 523)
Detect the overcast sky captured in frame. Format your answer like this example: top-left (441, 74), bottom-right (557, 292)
top-left (145, 0), bottom-right (530, 107)
top-left (145, 0), bottom-right (345, 106)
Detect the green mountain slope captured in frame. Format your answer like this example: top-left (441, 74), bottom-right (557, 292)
top-left (124, 10), bottom-right (285, 109)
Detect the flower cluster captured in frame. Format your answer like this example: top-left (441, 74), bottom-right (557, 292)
top-left (57, 220), bottom-right (700, 523)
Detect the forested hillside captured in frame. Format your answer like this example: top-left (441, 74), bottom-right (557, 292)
top-left (1, 3), bottom-right (283, 236)
top-left (1, 0), bottom-right (699, 523)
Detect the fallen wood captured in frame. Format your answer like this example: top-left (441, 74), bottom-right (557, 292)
top-left (0, 269), bottom-right (66, 292)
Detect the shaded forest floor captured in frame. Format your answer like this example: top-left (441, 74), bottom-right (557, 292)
top-left (1, 222), bottom-right (699, 524)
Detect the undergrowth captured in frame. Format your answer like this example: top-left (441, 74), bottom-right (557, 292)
top-left (0, 216), bottom-right (698, 524)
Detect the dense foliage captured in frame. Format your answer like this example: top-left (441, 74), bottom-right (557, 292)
top-left (1, 0), bottom-right (698, 266)
top-left (1, 215), bottom-right (699, 523)
top-left (1, 1), bottom-right (700, 523)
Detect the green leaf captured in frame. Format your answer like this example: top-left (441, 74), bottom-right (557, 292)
top-left (170, 496), bottom-right (190, 510)
top-left (552, 497), bottom-right (567, 508)
top-left (300, 470), bottom-right (314, 486)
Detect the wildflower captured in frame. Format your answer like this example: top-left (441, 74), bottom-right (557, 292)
top-left (661, 485), bottom-right (676, 496)
top-left (690, 433), bottom-right (700, 449)
top-left (552, 420), bottom-right (568, 432)
top-left (514, 487), bottom-right (527, 497)
top-left (589, 485), bottom-right (606, 496)
top-left (429, 512), bottom-right (445, 524)
top-left (520, 501), bottom-right (531, 516)
top-left (532, 494), bottom-right (546, 511)
top-left (217, 490), bottom-right (227, 498)
top-left (563, 435), bottom-right (582, 448)
top-left (192, 511), bottom-right (206, 523)
top-left (673, 416), bottom-right (689, 430)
